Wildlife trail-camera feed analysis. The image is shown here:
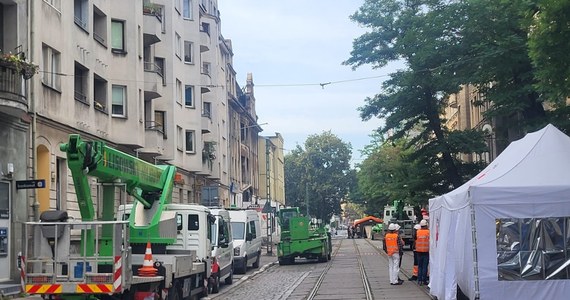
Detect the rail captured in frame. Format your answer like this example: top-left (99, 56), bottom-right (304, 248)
top-left (305, 239), bottom-right (349, 300)
top-left (23, 220), bottom-right (130, 293)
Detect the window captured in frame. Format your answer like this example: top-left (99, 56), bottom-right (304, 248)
top-left (0, 183), bottom-right (9, 219)
top-left (175, 33), bottom-right (182, 59)
top-left (249, 220), bottom-right (257, 238)
top-left (185, 130), bottom-right (195, 152)
top-left (74, 62), bottom-right (88, 104)
top-left (200, 22), bottom-right (210, 35)
top-left (202, 62), bottom-right (210, 75)
top-left (496, 217), bottom-right (570, 281)
top-left (183, 0), bottom-right (192, 19)
top-left (184, 41), bottom-right (193, 63)
top-left (93, 5), bottom-right (107, 46)
top-left (188, 214), bottom-right (199, 230)
top-left (176, 79), bottom-right (182, 104)
top-left (111, 85), bottom-right (126, 117)
top-left (202, 102), bottom-right (212, 118)
top-left (177, 126), bottom-right (183, 151)
top-left (155, 57), bottom-right (165, 85)
top-left (56, 158), bottom-right (67, 210)
top-left (177, 214), bottom-right (183, 230)
top-left (185, 85), bottom-right (194, 107)
top-left (154, 110), bottom-right (165, 134)
top-left (94, 74), bottom-right (107, 112)
top-left (42, 44), bottom-right (61, 90)
top-left (111, 20), bottom-right (125, 53)
top-left (74, 0), bottom-right (88, 30)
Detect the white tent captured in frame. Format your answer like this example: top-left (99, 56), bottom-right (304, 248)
top-left (429, 124), bottom-right (570, 300)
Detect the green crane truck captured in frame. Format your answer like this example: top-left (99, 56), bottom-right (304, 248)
top-left (277, 207), bottom-right (332, 265)
top-left (22, 134), bottom-right (211, 300)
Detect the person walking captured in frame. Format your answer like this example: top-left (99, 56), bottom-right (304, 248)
top-left (383, 223), bottom-right (403, 285)
top-left (416, 219), bottom-right (430, 286)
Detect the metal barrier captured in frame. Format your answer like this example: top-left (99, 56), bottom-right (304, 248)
top-left (23, 220), bottom-right (130, 295)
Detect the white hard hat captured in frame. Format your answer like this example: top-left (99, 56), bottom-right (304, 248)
top-left (414, 224), bottom-right (421, 230)
top-left (419, 219), bottom-right (428, 227)
top-left (394, 224), bottom-right (401, 230)
top-left (388, 223), bottom-right (397, 231)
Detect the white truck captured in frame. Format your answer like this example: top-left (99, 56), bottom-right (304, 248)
top-left (228, 209), bottom-right (262, 274)
top-left (22, 135), bottom-right (215, 300)
top-left (383, 200), bottom-right (417, 248)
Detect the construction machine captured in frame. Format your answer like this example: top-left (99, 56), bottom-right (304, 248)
top-left (276, 207), bottom-right (332, 265)
top-left (22, 134), bottom-right (211, 300)
top-left (383, 200), bottom-right (417, 248)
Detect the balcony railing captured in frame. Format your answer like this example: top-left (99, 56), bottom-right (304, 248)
top-left (144, 61), bottom-right (163, 77)
top-left (143, 3), bottom-right (163, 22)
top-left (0, 62), bottom-right (27, 116)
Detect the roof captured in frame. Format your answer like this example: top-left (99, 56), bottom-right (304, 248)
top-left (353, 216), bottom-right (383, 226)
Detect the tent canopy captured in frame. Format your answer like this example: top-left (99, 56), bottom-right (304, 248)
top-left (429, 124), bottom-right (570, 300)
top-left (353, 216), bottom-right (382, 227)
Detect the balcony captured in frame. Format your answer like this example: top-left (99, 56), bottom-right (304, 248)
top-left (138, 122), bottom-right (165, 156)
top-left (201, 114), bottom-right (212, 133)
top-left (143, 4), bottom-right (163, 46)
top-left (199, 30), bottom-right (210, 52)
top-left (144, 62), bottom-right (163, 100)
top-left (0, 63), bottom-right (27, 117)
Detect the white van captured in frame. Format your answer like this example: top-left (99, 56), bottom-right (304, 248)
top-left (228, 209), bottom-right (262, 274)
top-left (209, 208), bottom-right (234, 288)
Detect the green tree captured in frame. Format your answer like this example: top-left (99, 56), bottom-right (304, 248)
top-left (346, 0), bottom-right (487, 190)
top-left (284, 131), bottom-right (353, 222)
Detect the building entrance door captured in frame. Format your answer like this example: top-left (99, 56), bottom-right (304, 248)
top-left (0, 182), bottom-right (11, 280)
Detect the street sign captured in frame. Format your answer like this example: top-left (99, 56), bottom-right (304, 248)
top-left (16, 179), bottom-right (46, 190)
top-left (262, 201), bottom-right (272, 213)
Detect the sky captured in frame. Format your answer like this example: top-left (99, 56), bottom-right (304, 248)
top-left (218, 1), bottom-right (399, 164)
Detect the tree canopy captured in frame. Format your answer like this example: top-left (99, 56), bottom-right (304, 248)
top-left (284, 131), bottom-right (352, 222)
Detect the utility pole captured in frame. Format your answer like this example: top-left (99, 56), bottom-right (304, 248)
top-left (265, 138), bottom-right (272, 254)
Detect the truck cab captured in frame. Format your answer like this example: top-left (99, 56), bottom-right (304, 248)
top-left (209, 208), bottom-right (234, 288)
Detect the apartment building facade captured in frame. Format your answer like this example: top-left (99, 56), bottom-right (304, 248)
top-left (228, 73), bottom-right (262, 208)
top-left (0, 0), bottom-right (262, 288)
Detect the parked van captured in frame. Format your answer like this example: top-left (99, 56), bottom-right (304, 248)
top-left (229, 209), bottom-right (262, 274)
top-left (209, 208), bottom-right (234, 289)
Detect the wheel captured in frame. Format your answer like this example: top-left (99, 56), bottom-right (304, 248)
top-left (278, 256), bottom-right (293, 265)
top-left (224, 265), bottom-right (234, 285)
top-left (252, 252), bottom-right (260, 268)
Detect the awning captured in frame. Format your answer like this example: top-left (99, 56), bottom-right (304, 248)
top-left (353, 216), bottom-right (383, 227)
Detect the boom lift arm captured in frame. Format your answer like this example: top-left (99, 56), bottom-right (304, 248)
top-left (60, 134), bottom-right (177, 255)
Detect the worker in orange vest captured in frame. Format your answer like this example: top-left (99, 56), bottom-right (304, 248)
top-left (409, 223), bottom-right (421, 281)
top-left (383, 223), bottom-right (404, 285)
top-left (415, 219), bottom-right (430, 286)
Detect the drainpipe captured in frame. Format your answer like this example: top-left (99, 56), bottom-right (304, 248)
top-left (27, 0), bottom-right (39, 221)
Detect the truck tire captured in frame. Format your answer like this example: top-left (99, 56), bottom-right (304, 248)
top-left (224, 266), bottom-right (234, 285)
top-left (252, 252), bottom-right (260, 268)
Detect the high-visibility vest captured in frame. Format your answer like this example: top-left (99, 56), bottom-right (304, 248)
top-left (416, 229), bottom-right (430, 252)
top-left (385, 233), bottom-right (399, 256)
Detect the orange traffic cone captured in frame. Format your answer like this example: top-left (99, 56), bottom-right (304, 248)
top-left (138, 241), bottom-right (158, 277)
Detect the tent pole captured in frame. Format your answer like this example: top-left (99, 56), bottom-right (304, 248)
top-left (470, 203), bottom-right (481, 299)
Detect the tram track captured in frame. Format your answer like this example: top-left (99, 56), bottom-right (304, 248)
top-left (306, 238), bottom-right (374, 300)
